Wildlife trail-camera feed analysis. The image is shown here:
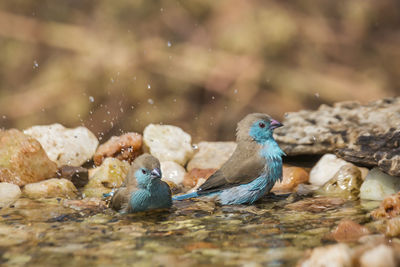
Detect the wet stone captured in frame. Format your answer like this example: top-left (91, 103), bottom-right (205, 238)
top-left (317, 164), bottom-right (363, 200)
top-left (299, 243), bottom-right (352, 267)
top-left (0, 182), bottom-right (21, 208)
top-left (82, 158), bottom-right (130, 198)
top-left (272, 166), bottom-right (309, 193)
top-left (330, 220), bottom-right (370, 242)
top-left (57, 166), bottom-right (88, 188)
top-left (371, 192), bottom-right (400, 219)
top-left (358, 244), bottom-right (397, 267)
top-left (285, 197), bottom-right (346, 213)
top-left (24, 123), bottom-right (98, 168)
top-left (183, 168), bottom-right (216, 189)
top-left (93, 132), bottom-right (142, 166)
top-left (309, 154), bottom-right (349, 186)
top-left (360, 168), bottom-right (400, 201)
top-left (23, 178), bottom-right (78, 199)
top-left (0, 129), bottom-right (58, 186)
top-left (161, 161), bottom-right (186, 186)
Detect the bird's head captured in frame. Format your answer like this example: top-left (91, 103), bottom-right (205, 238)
top-left (130, 153), bottom-right (162, 187)
top-left (236, 113), bottom-right (283, 143)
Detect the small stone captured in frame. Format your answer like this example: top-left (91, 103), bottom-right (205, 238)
top-left (186, 142), bottom-right (237, 171)
top-left (360, 168), bottom-right (400, 201)
top-left (359, 244), bottom-right (397, 267)
top-left (183, 168), bottom-right (216, 189)
top-left (331, 220), bottom-right (370, 242)
top-left (0, 129), bottom-right (57, 186)
top-left (272, 166), bottom-right (309, 193)
top-left (317, 164), bottom-right (363, 200)
top-left (24, 123), bottom-right (99, 167)
top-left (371, 192), bottom-right (400, 219)
top-left (57, 166), bottom-right (88, 188)
top-left (309, 154), bottom-right (349, 186)
top-left (143, 124), bottom-right (193, 166)
top-left (300, 244), bottom-right (352, 267)
top-left (82, 158), bottom-right (130, 198)
top-left (161, 161), bottom-right (186, 185)
top-left (23, 178), bottom-right (78, 199)
top-left (385, 217), bottom-right (400, 237)
top-left (93, 132), bottom-right (142, 166)
top-left (0, 183), bottom-right (21, 207)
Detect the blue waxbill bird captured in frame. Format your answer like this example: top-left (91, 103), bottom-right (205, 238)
top-left (173, 113), bottom-right (284, 205)
top-left (110, 153), bottom-right (172, 213)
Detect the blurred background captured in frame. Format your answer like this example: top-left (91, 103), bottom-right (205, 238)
top-left (0, 0), bottom-right (399, 142)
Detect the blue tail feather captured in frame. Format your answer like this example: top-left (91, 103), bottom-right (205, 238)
top-left (172, 191), bottom-right (199, 201)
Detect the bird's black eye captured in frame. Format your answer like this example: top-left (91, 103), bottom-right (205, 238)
top-left (259, 122), bottom-right (266, 128)
top-left (141, 169), bottom-right (146, 174)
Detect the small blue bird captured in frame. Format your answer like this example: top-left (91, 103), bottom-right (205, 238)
top-left (173, 113), bottom-right (284, 205)
top-left (110, 153), bottom-right (172, 213)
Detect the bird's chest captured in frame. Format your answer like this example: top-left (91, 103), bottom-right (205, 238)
top-left (259, 143), bottom-right (283, 183)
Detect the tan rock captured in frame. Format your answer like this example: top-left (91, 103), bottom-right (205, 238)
top-left (331, 220), bottom-right (370, 242)
top-left (187, 142), bottom-right (236, 171)
top-left (0, 129), bottom-right (57, 186)
top-left (300, 244), bottom-right (352, 267)
top-left (371, 192), bottom-right (400, 219)
top-left (23, 178), bottom-right (78, 199)
top-left (93, 132), bottom-right (142, 166)
top-left (359, 244), bottom-right (396, 267)
top-left (272, 166), bottom-right (309, 193)
top-left (0, 182), bottom-right (21, 207)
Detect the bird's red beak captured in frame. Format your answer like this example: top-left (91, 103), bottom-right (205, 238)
top-left (270, 119), bottom-right (283, 129)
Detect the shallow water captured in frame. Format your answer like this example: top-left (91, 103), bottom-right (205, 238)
top-left (0, 194), bottom-right (379, 267)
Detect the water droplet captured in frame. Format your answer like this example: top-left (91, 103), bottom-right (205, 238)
top-left (173, 99), bottom-right (177, 102)
top-left (167, 41), bottom-right (172, 47)
top-left (33, 60), bottom-right (39, 69)
top-left (2, 115), bottom-right (6, 119)
top-left (120, 107), bottom-right (124, 113)
top-left (110, 78), bottom-right (115, 83)
top-left (89, 96), bottom-right (94, 102)
top-left (211, 96), bottom-right (215, 100)
top-left (315, 93), bottom-right (320, 98)
top-left (192, 144), bottom-right (198, 150)
top-left (148, 98), bottom-right (154, 105)
top-left (160, 8), bottom-right (164, 12)
top-left (234, 89), bottom-right (238, 94)
top-left (147, 84), bottom-right (151, 89)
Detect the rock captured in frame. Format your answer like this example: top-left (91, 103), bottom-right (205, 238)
top-left (317, 164), bottom-right (363, 200)
top-left (309, 154), bottom-right (349, 186)
top-left (57, 166), bottom-right (88, 188)
top-left (0, 129), bottom-right (57, 186)
top-left (371, 192), bottom-right (400, 219)
top-left (331, 220), bottom-right (370, 242)
top-left (160, 161), bottom-right (186, 186)
top-left (272, 166), bottom-right (309, 193)
top-left (82, 158), bottom-right (130, 198)
top-left (0, 183), bottom-right (21, 207)
top-left (300, 244), bottom-right (352, 267)
top-left (360, 168), bottom-right (400, 201)
top-left (274, 97), bottom-right (400, 176)
top-left (93, 132), bottom-right (142, 166)
top-left (183, 168), bottom-right (216, 189)
top-left (385, 217), bottom-right (400, 237)
top-left (24, 123), bottom-right (98, 168)
top-left (186, 142), bottom-right (237, 171)
top-left (286, 197), bottom-right (345, 213)
top-left (359, 244), bottom-right (397, 267)
top-left (143, 124), bottom-right (193, 166)
top-left (23, 178), bottom-right (78, 199)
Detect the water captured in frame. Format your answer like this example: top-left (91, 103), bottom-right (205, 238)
top-left (0, 194), bottom-right (376, 266)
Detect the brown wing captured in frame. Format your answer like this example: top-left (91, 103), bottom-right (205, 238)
top-left (110, 187), bottom-right (129, 211)
top-left (198, 141), bottom-right (266, 193)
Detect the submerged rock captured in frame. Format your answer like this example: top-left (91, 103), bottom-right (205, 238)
top-left (23, 178), bottom-right (78, 199)
top-left (317, 164), bottom-right (363, 200)
top-left (286, 197), bottom-right (345, 213)
top-left (272, 166), bottom-right (309, 193)
top-left (371, 192), bottom-right (400, 219)
top-left (0, 129), bottom-right (57, 186)
top-left (0, 183), bottom-right (21, 207)
top-left (186, 142), bottom-right (237, 171)
top-left (24, 123), bottom-right (98, 167)
top-left (360, 168), bottom-right (400, 201)
top-left (274, 98), bottom-right (400, 176)
top-left (183, 168), bottom-right (216, 189)
top-left (161, 161), bottom-right (186, 186)
top-left (82, 158), bottom-right (130, 198)
top-left (57, 166), bottom-right (89, 188)
top-left (385, 217), bottom-right (400, 237)
top-left (331, 220), bottom-right (370, 242)
top-left (93, 132), bottom-right (142, 166)
top-left (143, 124), bottom-right (193, 166)
top-left (309, 154), bottom-right (349, 186)
top-left (300, 244), bottom-right (352, 267)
